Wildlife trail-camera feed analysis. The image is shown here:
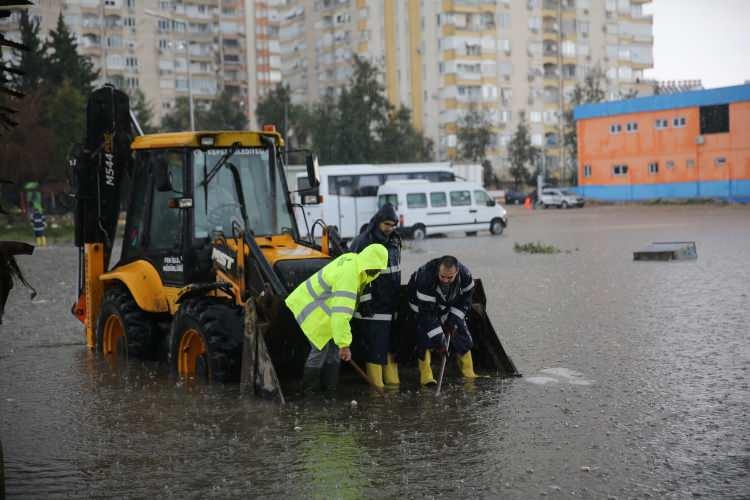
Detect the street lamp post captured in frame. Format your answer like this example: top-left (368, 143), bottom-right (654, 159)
top-left (144, 9), bottom-right (195, 131)
top-left (180, 40), bottom-right (195, 131)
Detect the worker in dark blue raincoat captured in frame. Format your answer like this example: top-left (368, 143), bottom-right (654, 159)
top-left (349, 203), bottom-right (402, 388)
top-left (407, 255), bottom-right (477, 385)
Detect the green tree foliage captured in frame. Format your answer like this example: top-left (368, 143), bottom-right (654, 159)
top-left (457, 105), bottom-right (493, 162)
top-left (44, 80), bottom-right (85, 180)
top-left (159, 97), bottom-right (192, 132)
top-left (201, 89), bottom-right (247, 130)
top-left (507, 112), bottom-right (539, 188)
top-left (334, 56), bottom-right (391, 163)
top-left (307, 96), bottom-right (339, 165)
top-left (44, 13), bottom-right (98, 94)
top-left (15, 11), bottom-right (46, 93)
top-left (303, 56), bottom-right (432, 164)
top-left (0, 90), bottom-right (56, 185)
top-left (129, 88), bottom-right (155, 134)
top-left (376, 106), bottom-right (434, 163)
top-left (563, 66), bottom-right (606, 182)
top-left (255, 83), bottom-right (309, 146)
top-left (481, 159), bottom-right (497, 188)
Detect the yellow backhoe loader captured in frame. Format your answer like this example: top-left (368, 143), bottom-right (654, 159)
top-left (70, 85), bottom-right (518, 402)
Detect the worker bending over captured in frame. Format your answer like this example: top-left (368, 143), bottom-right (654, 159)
top-left (408, 255), bottom-right (478, 385)
top-left (349, 203), bottom-right (402, 389)
top-left (286, 243), bottom-right (388, 393)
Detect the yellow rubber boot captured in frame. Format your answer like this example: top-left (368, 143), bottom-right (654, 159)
top-left (35, 236), bottom-right (43, 246)
top-left (366, 362), bottom-right (385, 389)
top-left (383, 353), bottom-right (400, 386)
top-left (41, 236), bottom-right (47, 246)
top-left (418, 351), bottom-right (436, 386)
top-left (457, 352), bottom-right (478, 379)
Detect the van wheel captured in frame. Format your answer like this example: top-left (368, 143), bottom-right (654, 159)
top-left (490, 218), bottom-right (505, 235)
top-left (412, 224), bottom-right (426, 241)
top-left (561, 201), bottom-right (568, 209)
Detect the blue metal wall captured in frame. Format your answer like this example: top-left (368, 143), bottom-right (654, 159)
top-left (575, 180), bottom-right (750, 203)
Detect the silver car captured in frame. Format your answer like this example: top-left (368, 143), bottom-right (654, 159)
top-left (539, 188), bottom-right (585, 209)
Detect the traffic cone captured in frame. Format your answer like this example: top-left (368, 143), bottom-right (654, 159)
top-left (524, 197), bottom-right (531, 210)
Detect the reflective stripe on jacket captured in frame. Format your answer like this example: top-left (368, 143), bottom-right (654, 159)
top-left (285, 243), bottom-right (388, 350)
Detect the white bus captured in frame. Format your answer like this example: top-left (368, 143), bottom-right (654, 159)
top-left (293, 163), bottom-right (458, 240)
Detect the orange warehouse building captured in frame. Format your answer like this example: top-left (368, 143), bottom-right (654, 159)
top-left (574, 84), bottom-right (750, 202)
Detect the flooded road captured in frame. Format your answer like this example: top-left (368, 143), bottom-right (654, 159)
top-left (1, 205), bottom-right (749, 498)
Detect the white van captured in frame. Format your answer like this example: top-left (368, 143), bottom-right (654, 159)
top-left (377, 180), bottom-right (507, 239)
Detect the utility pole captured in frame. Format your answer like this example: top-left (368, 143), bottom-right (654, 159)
top-left (184, 40), bottom-right (194, 131)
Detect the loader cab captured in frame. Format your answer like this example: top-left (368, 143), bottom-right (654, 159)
top-left (123, 131), bottom-right (298, 287)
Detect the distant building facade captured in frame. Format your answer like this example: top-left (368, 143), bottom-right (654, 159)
top-left (277, 0), bottom-right (654, 176)
top-left (574, 84), bottom-right (750, 202)
top-left (0, 0), bottom-right (283, 126)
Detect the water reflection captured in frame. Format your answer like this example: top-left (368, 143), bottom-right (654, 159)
top-left (1, 206), bottom-right (749, 498)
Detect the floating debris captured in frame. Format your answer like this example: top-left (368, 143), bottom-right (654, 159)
top-left (514, 241), bottom-right (561, 254)
top-left (633, 241), bottom-right (697, 261)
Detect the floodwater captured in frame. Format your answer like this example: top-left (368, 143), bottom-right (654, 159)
top-left (1, 205), bottom-right (748, 499)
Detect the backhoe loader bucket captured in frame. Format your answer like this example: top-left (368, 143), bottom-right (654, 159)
top-left (395, 279), bottom-right (520, 377)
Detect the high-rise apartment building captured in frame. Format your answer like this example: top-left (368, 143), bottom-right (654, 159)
top-left (0, 0), bottom-right (283, 127)
top-left (278, 0), bottom-right (654, 177)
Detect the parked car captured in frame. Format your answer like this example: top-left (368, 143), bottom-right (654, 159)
top-left (539, 188), bottom-right (585, 209)
top-left (504, 190), bottom-right (529, 205)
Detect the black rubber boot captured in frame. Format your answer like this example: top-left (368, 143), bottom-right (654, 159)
top-left (320, 363), bottom-right (340, 393)
top-left (302, 367), bottom-right (322, 394)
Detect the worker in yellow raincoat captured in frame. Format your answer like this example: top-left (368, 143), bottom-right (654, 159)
top-left (285, 243), bottom-right (388, 393)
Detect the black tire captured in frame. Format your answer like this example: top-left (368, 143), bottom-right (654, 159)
top-left (96, 285), bottom-right (160, 360)
top-left (561, 201), bottom-right (568, 209)
top-left (465, 231), bottom-right (478, 237)
top-left (490, 218), bottom-right (505, 235)
top-left (412, 224), bottom-right (426, 241)
top-left (169, 297), bottom-right (244, 383)
top-left (543, 203), bottom-right (548, 209)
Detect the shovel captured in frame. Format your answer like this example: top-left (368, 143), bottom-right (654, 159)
top-left (435, 324), bottom-right (455, 396)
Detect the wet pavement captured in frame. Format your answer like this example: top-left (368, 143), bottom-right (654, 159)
top-left (1, 204), bottom-right (748, 498)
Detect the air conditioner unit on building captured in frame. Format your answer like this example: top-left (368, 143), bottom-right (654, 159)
top-left (695, 135), bottom-right (705, 145)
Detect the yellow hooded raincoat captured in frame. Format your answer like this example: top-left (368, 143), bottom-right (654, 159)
top-left (285, 243), bottom-right (388, 350)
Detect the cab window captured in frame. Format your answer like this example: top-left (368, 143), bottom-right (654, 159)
top-left (378, 194), bottom-right (398, 209)
top-left (406, 193), bottom-right (427, 208)
top-left (450, 190), bottom-right (471, 206)
top-left (473, 190), bottom-right (491, 205)
top-left (148, 150), bottom-right (185, 249)
top-left (430, 192), bottom-right (447, 207)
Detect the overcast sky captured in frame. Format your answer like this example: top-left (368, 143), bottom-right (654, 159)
top-left (644, 0), bottom-right (750, 88)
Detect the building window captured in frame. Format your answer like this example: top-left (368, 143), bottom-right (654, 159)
top-left (673, 117), bottom-right (686, 128)
top-left (686, 159), bottom-right (695, 168)
top-left (700, 104), bottom-right (729, 134)
top-left (609, 123), bottom-right (621, 134)
top-left (613, 165), bottom-right (628, 176)
top-left (583, 165), bottom-right (592, 177)
top-left (714, 157), bottom-right (727, 166)
top-left (648, 162), bottom-right (658, 174)
top-left (655, 119), bottom-right (668, 129)
top-left (666, 160), bottom-right (675, 169)
top-left (626, 121), bottom-right (638, 132)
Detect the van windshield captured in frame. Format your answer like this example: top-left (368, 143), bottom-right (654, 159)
top-left (378, 194), bottom-right (398, 209)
